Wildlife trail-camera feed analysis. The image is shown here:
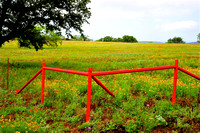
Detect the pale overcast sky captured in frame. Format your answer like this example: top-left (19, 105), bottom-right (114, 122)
top-left (77, 0), bottom-right (200, 42)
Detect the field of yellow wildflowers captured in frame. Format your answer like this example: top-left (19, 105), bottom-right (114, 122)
top-left (0, 41), bottom-right (199, 132)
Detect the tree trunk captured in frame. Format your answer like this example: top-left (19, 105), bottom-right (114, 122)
top-left (0, 37), bottom-right (7, 47)
top-left (0, 30), bottom-right (19, 47)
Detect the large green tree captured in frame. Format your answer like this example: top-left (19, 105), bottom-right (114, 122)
top-left (0, 0), bottom-right (91, 50)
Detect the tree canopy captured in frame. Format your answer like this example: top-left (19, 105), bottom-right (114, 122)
top-left (167, 37), bottom-right (185, 44)
top-left (0, 0), bottom-right (91, 50)
top-left (197, 33), bottom-right (200, 43)
top-left (122, 35), bottom-right (138, 43)
top-left (17, 24), bottom-right (62, 51)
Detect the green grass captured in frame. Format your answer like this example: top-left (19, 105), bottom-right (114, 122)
top-left (0, 41), bottom-right (199, 132)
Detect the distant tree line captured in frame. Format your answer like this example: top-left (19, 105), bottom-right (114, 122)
top-left (71, 34), bottom-right (200, 44)
top-left (198, 33), bottom-right (200, 43)
top-left (97, 35), bottom-right (138, 43)
top-left (72, 35), bottom-right (92, 41)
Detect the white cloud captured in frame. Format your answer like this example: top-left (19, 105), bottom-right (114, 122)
top-left (89, 0), bottom-right (199, 21)
top-left (101, 0), bottom-right (200, 9)
top-left (161, 21), bottom-right (198, 31)
top-left (92, 8), bottom-right (142, 20)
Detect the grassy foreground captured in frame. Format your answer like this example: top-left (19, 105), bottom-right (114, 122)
top-left (0, 41), bottom-right (200, 132)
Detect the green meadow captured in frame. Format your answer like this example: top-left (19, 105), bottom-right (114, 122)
top-left (0, 41), bottom-right (200, 132)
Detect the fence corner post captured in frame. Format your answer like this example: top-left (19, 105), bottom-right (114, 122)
top-left (41, 62), bottom-right (45, 104)
top-left (86, 67), bottom-right (92, 122)
top-left (172, 60), bottom-right (178, 104)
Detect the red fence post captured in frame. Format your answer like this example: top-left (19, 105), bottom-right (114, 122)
top-left (7, 58), bottom-right (9, 90)
top-left (86, 67), bottom-right (92, 122)
top-left (172, 60), bottom-right (178, 104)
top-left (41, 62), bottom-right (45, 104)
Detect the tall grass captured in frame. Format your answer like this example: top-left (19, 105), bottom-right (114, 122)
top-left (0, 41), bottom-right (199, 132)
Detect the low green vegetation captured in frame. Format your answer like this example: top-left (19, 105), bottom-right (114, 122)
top-left (0, 41), bottom-right (199, 132)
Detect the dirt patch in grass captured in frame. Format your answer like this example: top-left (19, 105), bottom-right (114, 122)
top-left (130, 90), bottom-right (140, 99)
top-left (4, 114), bottom-right (16, 122)
top-left (46, 119), bottom-right (54, 125)
top-left (0, 82), bottom-right (6, 88)
top-left (108, 126), bottom-right (126, 133)
top-left (151, 127), bottom-right (173, 133)
top-left (91, 97), bottom-right (107, 112)
top-left (22, 92), bottom-right (38, 106)
top-left (176, 97), bottom-right (195, 107)
top-left (192, 122), bottom-right (200, 132)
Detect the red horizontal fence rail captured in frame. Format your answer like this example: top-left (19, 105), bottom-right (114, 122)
top-left (44, 66), bottom-right (88, 76)
top-left (92, 65), bottom-right (175, 76)
top-left (16, 60), bottom-right (200, 122)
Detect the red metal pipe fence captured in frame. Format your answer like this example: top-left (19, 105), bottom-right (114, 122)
top-left (16, 60), bottom-right (200, 122)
